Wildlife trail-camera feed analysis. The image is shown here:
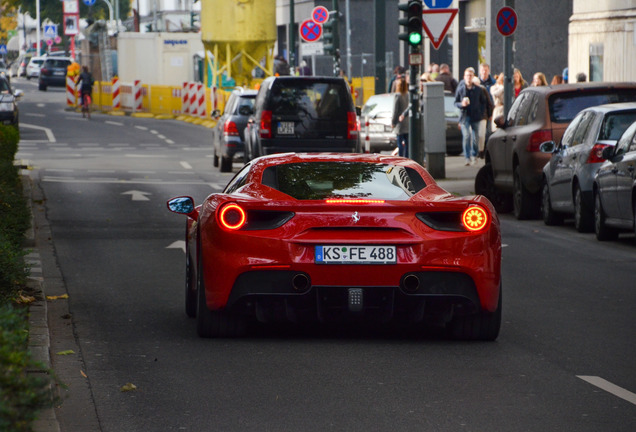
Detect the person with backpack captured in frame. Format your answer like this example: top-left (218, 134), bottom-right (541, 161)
top-left (76, 66), bottom-right (94, 118)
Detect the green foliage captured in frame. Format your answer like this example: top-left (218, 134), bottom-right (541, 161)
top-left (0, 304), bottom-right (58, 432)
top-left (0, 124), bottom-right (19, 161)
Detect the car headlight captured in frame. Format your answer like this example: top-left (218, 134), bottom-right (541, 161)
top-left (0, 102), bottom-right (14, 112)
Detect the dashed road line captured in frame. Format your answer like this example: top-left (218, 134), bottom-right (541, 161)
top-left (577, 376), bottom-right (636, 406)
top-left (180, 161), bottom-right (193, 170)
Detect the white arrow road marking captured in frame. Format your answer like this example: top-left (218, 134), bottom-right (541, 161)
top-left (20, 123), bottom-right (56, 142)
top-left (122, 190), bottom-right (151, 201)
top-left (166, 241), bottom-right (186, 253)
top-left (577, 376), bottom-right (636, 406)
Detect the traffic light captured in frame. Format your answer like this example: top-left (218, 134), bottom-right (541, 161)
top-left (323, 17), bottom-right (337, 56)
top-left (398, 0), bottom-right (423, 47)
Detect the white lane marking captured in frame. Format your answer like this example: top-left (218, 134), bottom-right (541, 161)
top-left (577, 376), bottom-right (636, 406)
top-left (26, 113), bottom-right (46, 117)
top-left (166, 241), bottom-right (186, 253)
top-left (36, 103), bottom-right (46, 107)
top-left (42, 177), bottom-right (218, 186)
top-left (157, 134), bottom-right (166, 139)
top-left (125, 154), bottom-right (167, 158)
top-left (180, 161), bottom-right (193, 170)
top-left (122, 190), bottom-right (152, 201)
top-left (168, 171), bottom-right (195, 175)
top-left (135, 125), bottom-right (148, 131)
top-left (20, 123), bottom-right (56, 142)
top-left (88, 170), bottom-right (115, 173)
top-left (150, 130), bottom-right (158, 134)
top-left (129, 170), bottom-right (156, 174)
top-left (105, 121), bottom-right (124, 126)
top-left (166, 139), bottom-right (175, 144)
top-left (46, 168), bottom-right (74, 173)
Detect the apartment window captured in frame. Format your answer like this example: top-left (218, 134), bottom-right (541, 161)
top-left (589, 43), bottom-right (603, 82)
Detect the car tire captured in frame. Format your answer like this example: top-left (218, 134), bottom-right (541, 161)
top-left (213, 148), bottom-right (219, 167)
top-left (594, 192), bottom-right (618, 241)
top-left (475, 163), bottom-right (513, 213)
top-left (449, 285), bottom-right (502, 341)
top-left (196, 251), bottom-right (247, 338)
top-left (574, 185), bottom-right (593, 233)
top-left (542, 181), bottom-right (563, 226)
top-left (38, 83), bottom-right (46, 91)
top-left (220, 156), bottom-right (232, 173)
top-left (185, 252), bottom-right (197, 318)
top-left (513, 166), bottom-right (540, 220)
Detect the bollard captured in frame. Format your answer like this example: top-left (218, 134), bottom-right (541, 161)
top-left (133, 80), bottom-right (142, 112)
top-left (182, 82), bottom-right (189, 114)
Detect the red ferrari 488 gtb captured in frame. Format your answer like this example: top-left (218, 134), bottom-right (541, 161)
top-left (168, 153), bottom-right (502, 340)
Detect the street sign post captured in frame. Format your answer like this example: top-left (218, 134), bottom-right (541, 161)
top-left (299, 19), bottom-right (323, 43)
top-left (311, 6), bottom-right (329, 24)
top-left (43, 24), bottom-right (58, 39)
top-left (496, 6), bottom-right (518, 36)
top-left (422, 9), bottom-right (458, 50)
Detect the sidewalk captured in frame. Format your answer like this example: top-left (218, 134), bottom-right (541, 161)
top-left (25, 153), bottom-right (480, 432)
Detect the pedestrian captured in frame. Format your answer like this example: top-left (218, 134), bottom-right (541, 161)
top-left (576, 72), bottom-right (587, 82)
top-left (550, 74), bottom-right (563, 85)
top-left (392, 76), bottom-right (410, 158)
top-left (274, 55), bottom-right (290, 76)
top-left (490, 73), bottom-right (504, 130)
top-left (430, 63), bottom-right (440, 79)
top-left (388, 66), bottom-right (405, 94)
top-left (455, 67), bottom-right (487, 166)
top-left (76, 65), bottom-right (94, 118)
top-left (478, 63), bottom-right (496, 94)
top-left (298, 60), bottom-right (312, 76)
top-left (512, 68), bottom-right (528, 99)
top-left (479, 63), bottom-right (496, 140)
top-left (473, 77), bottom-right (493, 159)
top-left (562, 67), bottom-right (569, 83)
top-left (435, 63), bottom-right (458, 94)
top-left (531, 72), bottom-right (548, 86)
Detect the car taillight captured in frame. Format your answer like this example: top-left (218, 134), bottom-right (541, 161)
top-left (527, 129), bottom-right (552, 152)
top-left (587, 143), bottom-right (611, 164)
top-left (218, 203), bottom-right (246, 230)
top-left (259, 110), bottom-right (272, 139)
top-left (40, 67), bottom-right (49, 75)
top-left (462, 206), bottom-right (489, 232)
top-left (347, 112), bottom-right (358, 139)
top-left (223, 120), bottom-right (239, 136)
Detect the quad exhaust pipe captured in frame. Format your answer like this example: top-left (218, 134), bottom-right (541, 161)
top-left (292, 273), bottom-right (310, 291)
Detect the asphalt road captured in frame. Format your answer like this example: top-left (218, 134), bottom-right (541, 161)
top-left (13, 79), bottom-right (636, 432)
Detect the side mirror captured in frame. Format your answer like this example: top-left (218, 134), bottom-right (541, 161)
top-left (167, 196), bottom-right (198, 219)
top-left (601, 146), bottom-right (614, 160)
top-left (539, 141), bottom-right (556, 153)
top-left (13, 89), bottom-right (24, 100)
top-left (494, 115), bottom-right (506, 129)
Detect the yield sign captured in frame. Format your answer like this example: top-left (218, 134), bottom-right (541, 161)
top-left (422, 8), bottom-right (458, 50)
top-left (299, 19), bottom-right (322, 43)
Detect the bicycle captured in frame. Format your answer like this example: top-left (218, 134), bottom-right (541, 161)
top-left (81, 92), bottom-right (91, 119)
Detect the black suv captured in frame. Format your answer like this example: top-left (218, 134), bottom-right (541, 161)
top-left (244, 76), bottom-right (359, 160)
top-left (212, 88), bottom-right (257, 172)
top-left (38, 57), bottom-right (73, 91)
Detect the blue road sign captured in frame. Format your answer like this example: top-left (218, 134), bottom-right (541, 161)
top-left (424, 0), bottom-right (453, 8)
top-left (299, 20), bottom-right (322, 43)
top-left (496, 7), bottom-right (518, 37)
top-left (83, 0), bottom-right (96, 6)
top-left (43, 24), bottom-right (57, 39)
top-left (0, 45), bottom-right (7, 55)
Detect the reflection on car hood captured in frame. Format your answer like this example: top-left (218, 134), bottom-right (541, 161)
top-left (0, 94), bottom-right (15, 103)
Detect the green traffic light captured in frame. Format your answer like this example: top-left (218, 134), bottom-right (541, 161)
top-left (409, 32), bottom-right (422, 45)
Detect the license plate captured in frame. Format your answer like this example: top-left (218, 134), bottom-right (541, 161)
top-left (277, 122), bottom-right (294, 135)
top-left (315, 245), bottom-right (396, 264)
top-left (369, 124), bottom-right (384, 132)
top-left (54, 71), bottom-right (65, 76)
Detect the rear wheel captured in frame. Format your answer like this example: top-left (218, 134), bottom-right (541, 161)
top-left (220, 155), bottom-right (232, 173)
top-left (449, 285), bottom-right (502, 341)
top-left (594, 192), bottom-right (618, 241)
top-left (513, 166), bottom-right (540, 220)
top-left (475, 163), bottom-right (513, 213)
top-left (574, 185), bottom-right (593, 232)
top-left (196, 252), bottom-right (247, 338)
top-left (38, 83), bottom-right (46, 91)
top-left (542, 181), bottom-right (563, 226)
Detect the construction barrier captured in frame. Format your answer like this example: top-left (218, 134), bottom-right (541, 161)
top-left (197, 83), bottom-right (206, 119)
top-left (133, 80), bottom-right (143, 112)
top-left (66, 76), bottom-right (77, 106)
top-left (112, 77), bottom-right (121, 110)
top-left (188, 82), bottom-right (198, 116)
top-left (181, 82), bottom-right (189, 114)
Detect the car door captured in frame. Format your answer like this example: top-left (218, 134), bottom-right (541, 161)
top-left (616, 127), bottom-right (636, 221)
top-left (552, 111), bottom-right (596, 210)
top-left (598, 126), bottom-right (634, 219)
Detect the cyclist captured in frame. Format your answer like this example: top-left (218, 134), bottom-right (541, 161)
top-left (76, 66), bottom-right (94, 118)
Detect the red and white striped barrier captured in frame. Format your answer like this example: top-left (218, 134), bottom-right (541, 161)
top-left (364, 118), bottom-right (371, 153)
top-left (133, 80), bottom-right (143, 112)
top-left (197, 83), bottom-right (206, 118)
top-left (181, 82), bottom-right (189, 114)
top-left (188, 82), bottom-right (198, 116)
top-left (66, 76), bottom-right (76, 106)
top-left (112, 77), bottom-right (121, 110)
top-left (212, 86), bottom-right (218, 111)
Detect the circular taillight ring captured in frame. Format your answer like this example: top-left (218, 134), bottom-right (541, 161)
top-left (218, 203), bottom-right (246, 230)
top-left (462, 205), bottom-right (489, 232)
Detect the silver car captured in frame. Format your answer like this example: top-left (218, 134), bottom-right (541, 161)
top-left (359, 93), bottom-right (397, 153)
top-left (540, 102), bottom-right (636, 231)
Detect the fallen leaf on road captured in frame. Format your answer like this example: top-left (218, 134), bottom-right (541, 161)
top-left (120, 383), bottom-right (138, 392)
top-left (56, 350), bottom-right (75, 356)
top-left (15, 294), bottom-right (36, 304)
top-left (47, 294), bottom-right (69, 301)
top-left (80, 370), bottom-right (87, 378)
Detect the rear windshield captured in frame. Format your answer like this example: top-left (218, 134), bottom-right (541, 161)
top-left (599, 110), bottom-right (636, 140)
top-left (550, 89), bottom-right (636, 123)
top-left (44, 59), bottom-right (71, 68)
top-left (261, 162), bottom-right (426, 200)
top-left (234, 95), bottom-right (255, 114)
top-left (268, 80), bottom-right (351, 120)
top-left (361, 95), bottom-right (395, 118)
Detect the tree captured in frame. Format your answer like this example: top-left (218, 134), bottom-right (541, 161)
top-left (0, 5), bottom-right (18, 44)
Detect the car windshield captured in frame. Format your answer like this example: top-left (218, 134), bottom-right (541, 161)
top-left (444, 95), bottom-right (460, 118)
top-left (599, 111), bottom-right (636, 140)
top-left (262, 162), bottom-right (427, 200)
top-left (45, 59), bottom-right (70, 68)
top-left (550, 90), bottom-right (636, 123)
top-left (361, 95), bottom-right (394, 118)
top-left (268, 80), bottom-right (349, 120)
top-left (0, 79), bottom-right (10, 93)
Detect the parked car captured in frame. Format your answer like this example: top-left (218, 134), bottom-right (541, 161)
top-left (38, 57), bottom-right (73, 91)
top-left (540, 102), bottom-right (636, 231)
top-left (475, 83), bottom-right (636, 219)
top-left (592, 120), bottom-right (636, 242)
top-left (0, 59), bottom-right (10, 83)
top-left (211, 87), bottom-right (257, 172)
top-left (167, 152), bottom-right (502, 340)
top-left (244, 76), bottom-right (359, 160)
top-left (0, 75), bottom-right (23, 127)
top-left (26, 56), bottom-right (46, 80)
top-left (359, 93), bottom-right (398, 153)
